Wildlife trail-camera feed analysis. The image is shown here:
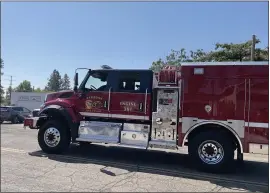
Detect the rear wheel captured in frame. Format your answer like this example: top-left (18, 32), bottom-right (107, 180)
top-left (188, 131), bottom-right (235, 173)
top-left (38, 120), bottom-right (71, 154)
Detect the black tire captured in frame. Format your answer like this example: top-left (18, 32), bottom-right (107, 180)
top-left (0, 120), bottom-right (3, 124)
top-left (38, 120), bottom-right (71, 154)
top-left (11, 116), bottom-right (19, 124)
top-left (188, 131), bottom-right (235, 173)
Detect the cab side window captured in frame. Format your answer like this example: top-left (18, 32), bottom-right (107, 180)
top-left (12, 107), bottom-right (23, 112)
top-left (119, 79), bottom-right (141, 92)
top-left (23, 107), bottom-right (31, 113)
top-left (111, 71), bottom-right (152, 94)
top-left (84, 71), bottom-right (109, 92)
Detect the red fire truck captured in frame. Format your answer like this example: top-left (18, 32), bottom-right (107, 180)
top-left (24, 61), bottom-right (269, 172)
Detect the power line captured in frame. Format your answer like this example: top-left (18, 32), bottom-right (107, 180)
top-left (3, 79), bottom-right (16, 82)
top-left (2, 74), bottom-right (15, 78)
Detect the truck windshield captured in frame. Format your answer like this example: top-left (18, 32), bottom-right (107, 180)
top-left (79, 70), bottom-right (108, 92)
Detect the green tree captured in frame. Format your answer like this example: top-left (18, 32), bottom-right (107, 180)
top-left (61, 73), bottom-right (71, 90)
top-left (150, 48), bottom-right (207, 71)
top-left (45, 69), bottom-right (62, 92)
top-left (34, 87), bottom-right (48, 93)
top-left (209, 38), bottom-right (267, 62)
top-left (34, 87), bottom-right (42, 92)
top-left (4, 86), bottom-right (13, 105)
top-left (15, 80), bottom-right (32, 92)
top-left (0, 59), bottom-right (4, 102)
top-left (0, 58), bottom-right (3, 75)
top-left (150, 37), bottom-right (269, 71)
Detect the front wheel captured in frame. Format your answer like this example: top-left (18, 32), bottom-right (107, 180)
top-left (11, 116), bottom-right (19, 124)
top-left (38, 120), bottom-right (71, 154)
top-left (189, 131), bottom-right (235, 173)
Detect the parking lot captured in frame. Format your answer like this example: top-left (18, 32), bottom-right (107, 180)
top-left (1, 123), bottom-right (269, 192)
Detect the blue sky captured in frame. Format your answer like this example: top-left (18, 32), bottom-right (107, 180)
top-left (1, 2), bottom-right (269, 90)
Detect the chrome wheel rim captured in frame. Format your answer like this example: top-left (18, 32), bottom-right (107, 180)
top-left (198, 140), bottom-right (224, 165)
top-left (44, 127), bottom-right (61, 147)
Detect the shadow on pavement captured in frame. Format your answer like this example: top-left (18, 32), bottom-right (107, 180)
top-left (29, 143), bottom-right (269, 193)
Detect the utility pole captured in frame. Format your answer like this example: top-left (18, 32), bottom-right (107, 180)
top-left (251, 34), bottom-right (256, 61)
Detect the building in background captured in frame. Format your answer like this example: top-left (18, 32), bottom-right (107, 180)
top-left (11, 92), bottom-right (50, 111)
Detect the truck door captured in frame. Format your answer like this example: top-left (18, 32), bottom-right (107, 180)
top-left (109, 70), bottom-right (152, 121)
top-left (76, 70), bottom-right (110, 118)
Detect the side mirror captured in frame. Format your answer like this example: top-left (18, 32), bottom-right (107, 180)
top-left (74, 73), bottom-right (78, 91)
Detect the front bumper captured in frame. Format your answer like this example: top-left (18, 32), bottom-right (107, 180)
top-left (24, 117), bottom-right (40, 129)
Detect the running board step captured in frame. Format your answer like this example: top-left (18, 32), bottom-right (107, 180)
top-left (76, 137), bottom-right (119, 144)
top-left (76, 137), bottom-right (148, 149)
top-left (149, 140), bottom-right (177, 150)
top-left (118, 144), bottom-right (148, 149)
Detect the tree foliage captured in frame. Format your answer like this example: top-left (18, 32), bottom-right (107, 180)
top-left (33, 87), bottom-right (43, 92)
top-left (61, 73), bottom-right (71, 90)
top-left (32, 87), bottom-right (48, 93)
top-left (45, 69), bottom-right (62, 92)
top-left (5, 86), bottom-right (13, 105)
top-left (0, 58), bottom-right (3, 76)
top-left (15, 80), bottom-right (32, 92)
top-left (150, 37), bottom-right (269, 71)
top-left (0, 59), bottom-right (4, 102)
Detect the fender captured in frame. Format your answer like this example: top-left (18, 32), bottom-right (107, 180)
top-left (38, 105), bottom-right (79, 142)
top-left (181, 121), bottom-right (244, 153)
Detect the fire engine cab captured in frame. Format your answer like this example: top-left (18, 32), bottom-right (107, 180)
top-left (24, 61), bottom-right (269, 173)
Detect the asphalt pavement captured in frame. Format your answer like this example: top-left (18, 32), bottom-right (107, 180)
top-left (1, 122), bottom-right (269, 192)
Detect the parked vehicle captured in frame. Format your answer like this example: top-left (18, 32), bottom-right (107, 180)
top-left (32, 109), bottom-right (40, 117)
top-left (1, 106), bottom-right (32, 124)
top-left (23, 61), bottom-right (269, 173)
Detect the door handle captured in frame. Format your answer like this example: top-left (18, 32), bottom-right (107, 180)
top-left (108, 87), bottom-right (112, 111)
top-left (139, 103), bottom-right (143, 111)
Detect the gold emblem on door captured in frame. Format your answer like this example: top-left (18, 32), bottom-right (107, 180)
top-left (85, 100), bottom-right (103, 110)
top-left (85, 100), bottom-right (93, 109)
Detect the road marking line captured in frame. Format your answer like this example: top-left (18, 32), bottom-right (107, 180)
top-left (1, 147), bottom-right (26, 153)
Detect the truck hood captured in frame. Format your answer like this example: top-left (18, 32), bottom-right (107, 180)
top-left (45, 90), bottom-right (74, 102)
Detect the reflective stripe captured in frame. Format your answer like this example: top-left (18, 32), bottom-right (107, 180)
top-left (79, 112), bottom-right (149, 120)
top-left (245, 122), bottom-right (269, 128)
